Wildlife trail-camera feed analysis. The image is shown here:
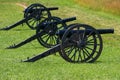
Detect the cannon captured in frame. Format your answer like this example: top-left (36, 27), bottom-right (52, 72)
top-left (6, 16), bottom-right (76, 49)
top-left (22, 24), bottom-right (114, 63)
top-left (0, 3), bottom-right (58, 30)
top-left (6, 18), bottom-right (114, 63)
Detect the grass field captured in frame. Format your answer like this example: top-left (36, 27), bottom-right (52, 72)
top-left (75, 0), bottom-right (120, 16)
top-left (0, 0), bottom-right (120, 80)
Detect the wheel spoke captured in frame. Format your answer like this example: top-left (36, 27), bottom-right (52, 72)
top-left (54, 35), bottom-right (58, 40)
top-left (82, 29), bottom-right (86, 41)
top-left (86, 31), bottom-right (94, 38)
top-left (45, 35), bottom-right (51, 43)
top-left (83, 48), bottom-right (91, 57)
top-left (42, 12), bottom-right (48, 16)
top-left (66, 46), bottom-right (75, 56)
top-left (31, 20), bottom-right (37, 26)
top-left (87, 43), bottom-right (100, 46)
top-left (84, 48), bottom-right (94, 59)
top-left (78, 48), bottom-right (82, 61)
top-left (85, 46), bottom-right (94, 51)
top-left (36, 21), bottom-right (39, 26)
top-left (81, 49), bottom-right (86, 60)
top-left (28, 18), bottom-right (35, 23)
top-left (86, 46), bottom-right (99, 54)
top-left (49, 36), bottom-right (53, 45)
top-left (69, 39), bottom-right (77, 44)
top-left (86, 38), bottom-right (94, 43)
top-left (86, 43), bottom-right (94, 45)
top-left (41, 34), bottom-right (49, 39)
top-left (70, 47), bottom-right (77, 60)
top-left (58, 26), bottom-right (63, 30)
top-left (51, 36), bottom-right (55, 45)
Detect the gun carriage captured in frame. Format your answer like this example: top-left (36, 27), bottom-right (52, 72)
top-left (0, 3), bottom-right (58, 30)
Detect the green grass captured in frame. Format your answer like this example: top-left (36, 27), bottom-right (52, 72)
top-left (0, 0), bottom-right (120, 80)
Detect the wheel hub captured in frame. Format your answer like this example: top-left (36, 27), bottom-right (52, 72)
top-left (48, 30), bottom-right (55, 35)
top-left (77, 41), bottom-right (86, 48)
top-left (48, 24), bottom-right (58, 35)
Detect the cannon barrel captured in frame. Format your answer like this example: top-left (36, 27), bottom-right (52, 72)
top-left (57, 29), bottom-right (114, 37)
top-left (46, 17), bottom-right (76, 24)
top-left (47, 7), bottom-right (58, 11)
top-left (24, 7), bottom-right (58, 13)
top-left (61, 17), bottom-right (76, 23)
top-left (96, 29), bottom-right (114, 34)
top-left (34, 7), bottom-right (59, 11)
top-left (43, 17), bottom-right (76, 25)
top-left (39, 17), bottom-right (76, 29)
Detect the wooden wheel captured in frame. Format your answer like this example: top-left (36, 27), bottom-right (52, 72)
top-left (60, 24), bottom-right (103, 63)
top-left (36, 16), bottom-right (66, 48)
top-left (24, 3), bottom-right (51, 30)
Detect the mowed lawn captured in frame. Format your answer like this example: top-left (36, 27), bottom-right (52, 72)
top-left (0, 0), bottom-right (120, 80)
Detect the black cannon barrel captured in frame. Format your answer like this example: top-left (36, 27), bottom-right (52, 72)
top-left (96, 29), bottom-right (114, 34)
top-left (42, 17), bottom-right (76, 25)
top-left (24, 7), bottom-right (58, 13)
top-left (47, 7), bottom-right (58, 11)
top-left (31, 7), bottom-right (59, 11)
top-left (47, 17), bottom-right (76, 24)
top-left (61, 17), bottom-right (76, 23)
top-left (57, 28), bottom-right (114, 37)
top-left (38, 17), bottom-right (76, 29)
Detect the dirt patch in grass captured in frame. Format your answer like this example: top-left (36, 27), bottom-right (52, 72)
top-left (16, 3), bottom-right (27, 9)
